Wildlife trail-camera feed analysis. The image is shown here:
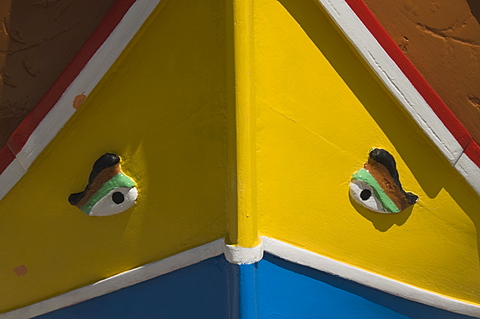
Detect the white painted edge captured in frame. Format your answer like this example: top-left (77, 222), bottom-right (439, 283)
top-left (4, 237), bottom-right (479, 318)
top-left (455, 153), bottom-right (480, 195)
top-left (0, 239), bottom-right (265, 318)
top-left (1, 0), bottom-right (479, 202)
top-left (224, 242), bottom-right (264, 264)
top-left (0, 0), bottom-right (162, 201)
top-left (262, 236), bottom-right (480, 318)
top-left (0, 159), bottom-right (26, 199)
top-left (316, 1), bottom-right (473, 172)
top-left (0, 239), bottom-right (224, 319)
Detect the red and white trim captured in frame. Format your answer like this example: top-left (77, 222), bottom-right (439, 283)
top-left (0, 0), bottom-right (479, 199)
top-left (317, 0), bottom-right (480, 194)
top-left (0, 0), bottom-right (161, 200)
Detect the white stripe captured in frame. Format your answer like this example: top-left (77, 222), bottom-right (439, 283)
top-left (455, 153), bottom-right (480, 195)
top-left (3, 238), bottom-right (479, 318)
top-left (1, 0), bottom-right (479, 200)
top-left (316, 0), bottom-right (478, 185)
top-left (0, 0), bottom-right (162, 201)
top-left (0, 159), bottom-right (26, 199)
top-left (0, 239), bottom-right (224, 319)
top-left (263, 237), bottom-right (480, 318)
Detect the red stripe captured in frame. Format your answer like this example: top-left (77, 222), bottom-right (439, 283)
top-left (0, 146), bottom-right (16, 174)
top-left (344, 0), bottom-right (474, 152)
top-left (1, 0), bottom-right (479, 179)
top-left (465, 141), bottom-right (480, 167)
top-left (6, 0), bottom-right (136, 158)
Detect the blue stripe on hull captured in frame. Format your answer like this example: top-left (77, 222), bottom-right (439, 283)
top-left (34, 254), bottom-right (477, 318)
top-left (35, 255), bottom-right (233, 319)
top-left (257, 254), bottom-right (476, 319)
top-left (238, 264), bottom-right (258, 318)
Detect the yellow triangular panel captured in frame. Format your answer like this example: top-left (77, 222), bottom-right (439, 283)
top-left (254, 0), bottom-right (480, 304)
top-left (1, 0), bottom-right (479, 313)
top-left (0, 0), bottom-right (231, 311)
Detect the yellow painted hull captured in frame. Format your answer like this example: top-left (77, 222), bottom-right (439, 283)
top-left (0, 0), bottom-right (479, 314)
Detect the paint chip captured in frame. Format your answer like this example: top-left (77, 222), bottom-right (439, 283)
top-left (13, 265), bottom-right (28, 276)
top-left (73, 94), bottom-right (87, 109)
top-left (468, 96), bottom-right (480, 109)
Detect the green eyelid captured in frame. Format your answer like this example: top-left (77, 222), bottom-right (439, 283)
top-left (80, 173), bottom-right (136, 214)
top-left (352, 168), bottom-right (400, 213)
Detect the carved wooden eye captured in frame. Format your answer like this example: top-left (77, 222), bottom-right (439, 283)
top-left (349, 179), bottom-right (385, 213)
top-left (350, 148), bottom-right (418, 214)
top-left (89, 186), bottom-right (138, 216)
top-left (68, 153), bottom-right (138, 216)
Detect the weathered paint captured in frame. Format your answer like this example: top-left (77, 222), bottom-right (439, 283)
top-left (0, 0), bottom-right (139, 200)
top-left (0, 0), bottom-right (230, 312)
top-left (0, 0), bottom-right (117, 149)
top-left (6, 0), bottom-right (137, 156)
top-left (72, 94), bottom-right (87, 110)
top-left (13, 265), bottom-right (28, 277)
top-left (253, 0), bottom-right (480, 304)
top-left (339, 0), bottom-right (480, 193)
top-left (362, 0), bottom-right (480, 145)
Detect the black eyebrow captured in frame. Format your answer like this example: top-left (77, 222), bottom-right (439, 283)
top-left (88, 153), bottom-right (120, 184)
top-left (369, 148), bottom-right (418, 205)
top-left (68, 153), bottom-right (120, 206)
top-left (369, 148), bottom-right (399, 186)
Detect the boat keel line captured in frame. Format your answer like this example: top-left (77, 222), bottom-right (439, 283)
top-left (2, 237), bottom-right (479, 319)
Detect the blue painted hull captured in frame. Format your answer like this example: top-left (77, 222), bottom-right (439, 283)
top-left (36, 254), bottom-right (477, 319)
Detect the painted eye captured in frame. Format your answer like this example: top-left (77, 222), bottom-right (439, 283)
top-left (89, 187), bottom-right (138, 216)
top-left (349, 179), bottom-right (385, 213)
top-left (69, 153), bottom-right (138, 216)
top-left (349, 148), bottom-right (418, 214)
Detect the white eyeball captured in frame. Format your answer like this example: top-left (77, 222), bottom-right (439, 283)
top-left (89, 187), bottom-right (138, 216)
top-left (349, 180), bottom-right (385, 213)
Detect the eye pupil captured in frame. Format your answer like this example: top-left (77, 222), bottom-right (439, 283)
top-left (360, 189), bottom-right (371, 201)
top-left (112, 192), bottom-right (125, 204)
